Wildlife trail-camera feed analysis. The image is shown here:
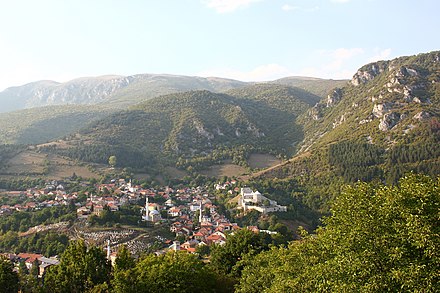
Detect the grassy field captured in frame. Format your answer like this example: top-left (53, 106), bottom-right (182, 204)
top-left (0, 150), bottom-right (101, 180)
top-left (248, 154), bottom-right (282, 169)
top-left (200, 162), bottom-right (248, 178)
top-left (165, 167), bottom-right (188, 180)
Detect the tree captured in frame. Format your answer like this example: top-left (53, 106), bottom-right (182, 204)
top-left (209, 229), bottom-right (269, 278)
top-left (237, 174), bottom-right (440, 292)
top-left (114, 245), bottom-right (135, 272)
top-left (43, 240), bottom-right (111, 292)
top-left (0, 257), bottom-right (19, 293)
top-left (112, 252), bottom-right (217, 293)
top-left (108, 155), bottom-right (117, 168)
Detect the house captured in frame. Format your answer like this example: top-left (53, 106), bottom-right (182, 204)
top-left (77, 206), bottom-right (90, 218)
top-left (164, 199), bottom-right (174, 207)
top-left (168, 207), bottom-right (181, 217)
top-left (38, 257), bottom-right (60, 277)
top-left (108, 203), bottom-right (119, 212)
top-left (93, 205), bottom-right (104, 216)
top-left (17, 253), bottom-right (43, 270)
top-left (206, 233), bottom-right (226, 246)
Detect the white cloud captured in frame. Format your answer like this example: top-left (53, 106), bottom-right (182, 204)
top-left (282, 4), bottom-right (298, 11)
top-left (331, 0), bottom-right (351, 3)
top-left (198, 63), bottom-right (292, 81)
top-left (297, 48), bottom-right (365, 79)
top-left (295, 48), bottom-right (397, 79)
top-left (368, 48), bottom-right (392, 62)
top-left (203, 0), bottom-right (262, 13)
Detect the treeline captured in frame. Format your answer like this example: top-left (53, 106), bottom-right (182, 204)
top-left (0, 178), bottom-right (46, 191)
top-left (44, 144), bottom-right (157, 170)
top-left (1, 174), bottom-right (437, 292)
top-left (328, 141), bottom-right (384, 182)
top-left (37, 87), bottom-right (311, 173)
top-left (328, 135), bottom-right (440, 184)
top-left (0, 205), bottom-right (76, 233)
top-left (0, 231), bottom-right (68, 256)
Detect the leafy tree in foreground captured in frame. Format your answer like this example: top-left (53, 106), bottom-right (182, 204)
top-left (237, 174), bottom-right (440, 292)
top-left (0, 257), bottom-right (19, 293)
top-left (112, 251), bottom-right (217, 293)
top-left (209, 228), bottom-right (270, 278)
top-left (43, 240), bottom-right (111, 293)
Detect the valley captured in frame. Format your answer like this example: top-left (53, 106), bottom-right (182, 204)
top-left (0, 50), bottom-right (438, 292)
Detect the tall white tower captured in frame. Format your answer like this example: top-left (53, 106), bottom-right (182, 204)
top-left (145, 196), bottom-right (150, 221)
top-left (199, 201), bottom-right (202, 223)
top-left (106, 239), bottom-right (111, 260)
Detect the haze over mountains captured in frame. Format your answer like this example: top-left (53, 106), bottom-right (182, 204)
top-left (0, 73), bottom-right (344, 145)
top-left (0, 74), bottom-right (249, 113)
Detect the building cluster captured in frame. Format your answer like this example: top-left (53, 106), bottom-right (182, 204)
top-left (0, 253), bottom-right (60, 277)
top-left (0, 178), bottom-right (288, 265)
top-left (0, 182), bottom-right (76, 216)
top-left (238, 187), bottom-right (287, 214)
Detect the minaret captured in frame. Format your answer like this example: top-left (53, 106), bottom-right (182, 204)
top-left (199, 201), bottom-right (202, 223)
top-left (106, 239), bottom-right (111, 260)
top-left (145, 196), bottom-right (150, 221)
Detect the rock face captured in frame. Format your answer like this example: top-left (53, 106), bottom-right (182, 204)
top-left (326, 88), bottom-right (342, 107)
top-left (379, 112), bottom-right (401, 131)
top-left (372, 103), bottom-right (392, 118)
top-left (414, 111), bottom-right (430, 120)
top-left (0, 74), bottom-right (246, 113)
top-left (351, 62), bottom-right (388, 86)
top-left (308, 104), bottom-right (324, 120)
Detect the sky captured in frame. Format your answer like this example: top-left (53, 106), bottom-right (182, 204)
top-left (0, 0), bottom-right (439, 91)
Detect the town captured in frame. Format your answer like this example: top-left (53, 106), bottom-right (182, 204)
top-left (0, 177), bottom-right (288, 276)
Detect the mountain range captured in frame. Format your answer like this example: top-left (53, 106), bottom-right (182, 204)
top-left (0, 51), bottom-right (439, 189)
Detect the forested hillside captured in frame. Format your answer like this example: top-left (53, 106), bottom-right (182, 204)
top-left (260, 51), bottom-right (440, 181)
top-left (273, 76), bottom-right (347, 98)
top-left (0, 105), bottom-right (115, 144)
top-left (49, 85), bottom-right (314, 172)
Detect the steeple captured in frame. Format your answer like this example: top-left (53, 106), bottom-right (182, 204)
top-left (199, 201), bottom-right (202, 223)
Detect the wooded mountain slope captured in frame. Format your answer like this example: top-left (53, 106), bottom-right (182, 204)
top-left (48, 84), bottom-right (317, 171)
top-left (260, 51), bottom-right (440, 184)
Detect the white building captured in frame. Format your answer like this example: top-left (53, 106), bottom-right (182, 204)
top-left (239, 188), bottom-right (287, 214)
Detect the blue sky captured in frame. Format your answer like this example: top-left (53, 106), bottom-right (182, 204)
top-left (0, 0), bottom-right (439, 90)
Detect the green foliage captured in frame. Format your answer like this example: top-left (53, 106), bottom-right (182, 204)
top-left (0, 205), bottom-right (76, 234)
top-left (0, 105), bottom-right (114, 144)
top-left (43, 240), bottom-right (111, 293)
top-left (113, 245), bottom-right (135, 272)
top-left (108, 155), bottom-right (117, 167)
top-left (0, 231), bottom-right (69, 256)
top-left (0, 257), bottom-right (19, 293)
top-left (112, 252), bottom-right (217, 293)
top-left (209, 229), bottom-right (271, 278)
top-left (329, 141), bottom-right (385, 182)
top-left (55, 85), bottom-right (312, 171)
top-left (237, 174), bottom-right (440, 292)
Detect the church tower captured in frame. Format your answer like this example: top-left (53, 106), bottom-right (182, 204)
top-left (199, 201), bottom-right (202, 223)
